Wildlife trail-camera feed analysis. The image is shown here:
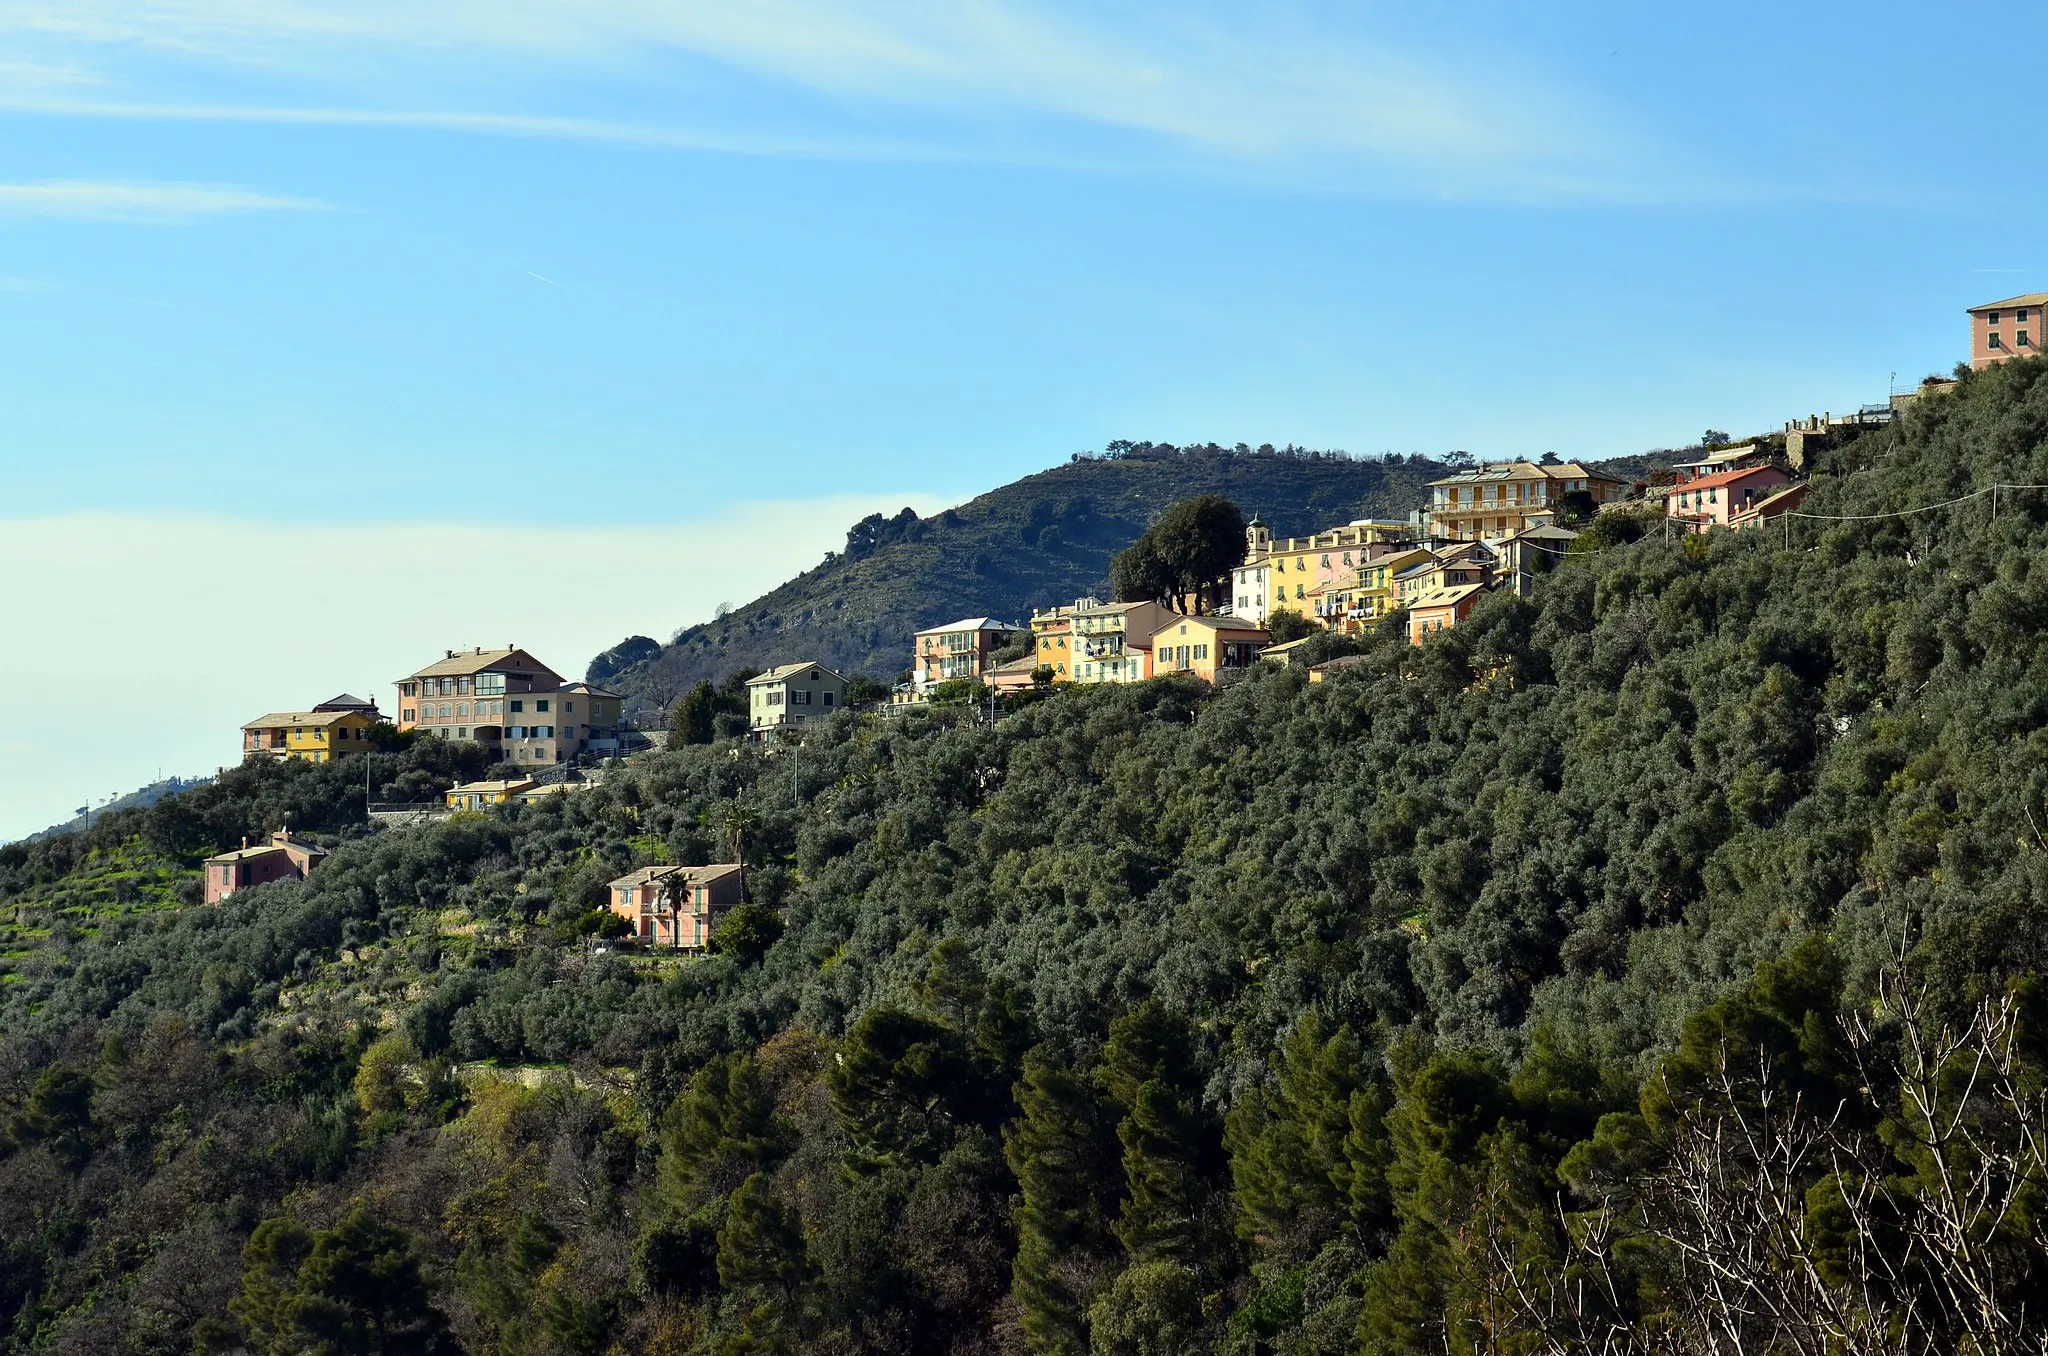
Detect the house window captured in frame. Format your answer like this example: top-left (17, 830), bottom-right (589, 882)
top-left (2022, 332), bottom-right (2034, 348)
top-left (823, 692), bottom-right (834, 706)
top-left (401, 709), bottom-right (413, 722)
top-left (510, 700), bottom-right (523, 712)
top-left (2021, 309), bottom-right (2032, 321)
top-left (536, 699), bottom-right (550, 712)
top-left (1989, 311), bottom-right (2002, 324)
top-left (1991, 334), bottom-right (2005, 349)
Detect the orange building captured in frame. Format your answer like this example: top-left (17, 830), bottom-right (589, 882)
top-left (913, 617), bottom-right (1024, 694)
top-left (1968, 293), bottom-right (2046, 369)
top-left (1408, 582), bottom-right (1489, 644)
top-left (608, 864), bottom-right (746, 951)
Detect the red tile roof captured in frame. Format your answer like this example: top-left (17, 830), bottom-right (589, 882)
top-left (1664, 464), bottom-right (1789, 495)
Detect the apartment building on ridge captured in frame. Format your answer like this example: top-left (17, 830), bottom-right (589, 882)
top-left (1968, 293), bottom-right (2046, 369)
top-left (395, 647), bottom-right (622, 764)
top-left (1426, 461), bottom-right (1626, 541)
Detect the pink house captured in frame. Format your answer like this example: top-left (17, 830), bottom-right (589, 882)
top-left (1662, 465), bottom-right (1792, 533)
top-left (607, 863), bottom-right (746, 951)
top-left (203, 830), bottom-right (328, 904)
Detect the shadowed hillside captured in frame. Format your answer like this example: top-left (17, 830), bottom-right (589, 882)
top-left (603, 443), bottom-right (1451, 713)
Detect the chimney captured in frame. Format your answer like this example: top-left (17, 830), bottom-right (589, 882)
top-left (241, 837), bottom-right (248, 850)
top-left (446, 649), bottom-right (455, 659)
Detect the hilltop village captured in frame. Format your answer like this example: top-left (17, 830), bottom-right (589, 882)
top-left (214, 294), bottom-right (2035, 948)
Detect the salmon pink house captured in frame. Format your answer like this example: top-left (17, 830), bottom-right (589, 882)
top-left (1662, 465), bottom-right (1792, 533)
top-left (607, 863), bottom-right (745, 951)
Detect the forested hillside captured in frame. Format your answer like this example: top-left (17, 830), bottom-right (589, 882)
top-left (601, 443), bottom-right (1450, 715)
top-left (8, 363), bottom-right (2048, 1354)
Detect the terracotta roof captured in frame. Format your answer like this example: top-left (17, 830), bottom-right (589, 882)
top-left (204, 834), bottom-right (327, 865)
top-left (1662, 464), bottom-right (1790, 496)
top-left (608, 863), bottom-right (744, 890)
top-left (558, 682), bottom-right (621, 698)
top-left (404, 647), bottom-right (561, 681)
top-left (242, 709), bottom-right (365, 730)
top-left (1969, 293), bottom-right (2048, 312)
top-left (449, 779), bottom-right (538, 795)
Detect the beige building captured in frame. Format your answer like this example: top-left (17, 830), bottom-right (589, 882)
top-left (395, 647), bottom-right (622, 765)
top-left (608, 863), bottom-right (746, 951)
top-left (1968, 293), bottom-right (2046, 369)
top-left (1427, 462), bottom-right (1627, 541)
top-left (747, 662), bottom-right (848, 736)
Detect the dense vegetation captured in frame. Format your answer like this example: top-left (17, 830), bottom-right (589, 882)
top-left (8, 365), bottom-right (2048, 1354)
top-left (602, 443), bottom-right (1454, 716)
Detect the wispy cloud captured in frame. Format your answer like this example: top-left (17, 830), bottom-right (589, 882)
top-left (0, 178), bottom-right (325, 220)
top-left (0, 1), bottom-right (1682, 202)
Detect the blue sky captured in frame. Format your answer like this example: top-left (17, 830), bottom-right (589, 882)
top-left (1, 0), bottom-right (2042, 835)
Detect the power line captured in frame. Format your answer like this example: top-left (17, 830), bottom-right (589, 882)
top-left (1787, 481), bottom-right (2048, 523)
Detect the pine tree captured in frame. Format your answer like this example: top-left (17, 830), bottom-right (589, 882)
top-left (1005, 1048), bottom-right (1120, 1356)
top-left (829, 1004), bottom-right (975, 1170)
top-left (1100, 1002), bottom-right (1207, 1267)
top-left (716, 1172), bottom-right (812, 1296)
top-left (659, 1052), bottom-right (782, 1210)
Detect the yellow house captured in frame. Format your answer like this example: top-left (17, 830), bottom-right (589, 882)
top-left (1356, 547), bottom-right (1435, 622)
top-left (241, 710), bottom-right (375, 763)
top-left (446, 778), bottom-right (539, 810)
top-left (1148, 615), bottom-right (1270, 682)
top-left (1245, 519), bottom-right (1415, 623)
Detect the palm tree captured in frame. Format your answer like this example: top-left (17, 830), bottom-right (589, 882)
top-left (719, 803), bottom-right (756, 902)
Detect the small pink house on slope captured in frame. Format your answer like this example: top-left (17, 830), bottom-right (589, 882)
top-left (1662, 464), bottom-right (1792, 534)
